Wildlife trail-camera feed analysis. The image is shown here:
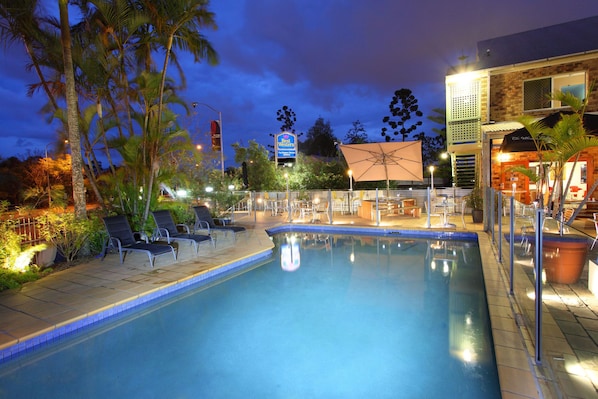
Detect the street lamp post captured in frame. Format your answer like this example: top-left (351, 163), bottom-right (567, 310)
top-left (192, 102), bottom-right (224, 177)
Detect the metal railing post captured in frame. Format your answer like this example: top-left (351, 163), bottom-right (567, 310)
top-left (535, 208), bottom-right (544, 365)
top-left (509, 196), bottom-right (515, 295)
top-left (490, 188), bottom-right (495, 243)
top-left (498, 191), bottom-right (502, 262)
top-left (426, 188), bottom-right (431, 228)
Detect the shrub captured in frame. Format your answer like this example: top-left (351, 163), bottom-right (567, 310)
top-left (40, 212), bottom-right (95, 264)
top-left (0, 201), bottom-right (47, 272)
top-left (156, 201), bottom-right (195, 225)
top-left (0, 267), bottom-right (44, 291)
top-left (465, 186), bottom-right (484, 210)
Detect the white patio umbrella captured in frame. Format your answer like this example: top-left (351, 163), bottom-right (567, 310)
top-left (340, 141), bottom-right (423, 196)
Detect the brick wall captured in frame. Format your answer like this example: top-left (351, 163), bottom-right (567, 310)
top-left (489, 58), bottom-right (598, 122)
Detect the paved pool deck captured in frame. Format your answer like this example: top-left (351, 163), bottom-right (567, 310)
top-left (1, 210), bottom-right (598, 398)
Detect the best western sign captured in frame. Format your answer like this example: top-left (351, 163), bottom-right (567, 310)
top-left (275, 132), bottom-right (297, 158)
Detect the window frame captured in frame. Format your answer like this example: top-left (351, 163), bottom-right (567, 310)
top-left (523, 72), bottom-right (586, 111)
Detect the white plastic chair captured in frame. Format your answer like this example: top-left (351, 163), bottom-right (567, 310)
top-left (591, 220), bottom-right (598, 250)
top-left (424, 200), bottom-right (442, 224)
top-left (448, 200), bottom-right (466, 228)
top-left (312, 201), bottom-right (331, 223)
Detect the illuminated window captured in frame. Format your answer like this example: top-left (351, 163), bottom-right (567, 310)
top-left (523, 72), bottom-right (586, 111)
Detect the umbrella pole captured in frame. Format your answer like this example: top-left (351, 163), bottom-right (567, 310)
top-left (375, 188), bottom-right (380, 226)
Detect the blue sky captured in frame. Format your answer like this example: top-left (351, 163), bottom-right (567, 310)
top-left (1, 0), bottom-right (598, 166)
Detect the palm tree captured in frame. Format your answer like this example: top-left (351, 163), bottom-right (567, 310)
top-left (1, 0), bottom-right (220, 225)
top-left (127, 71), bottom-right (195, 223)
top-left (0, 0), bottom-right (86, 216)
top-left (140, 0), bottom-right (219, 130)
top-left (58, 0), bottom-right (86, 218)
top-left (0, 0), bottom-right (60, 111)
top-left (516, 90), bottom-right (598, 222)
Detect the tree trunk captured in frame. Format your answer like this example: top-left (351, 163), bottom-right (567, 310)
top-left (59, 0), bottom-right (86, 219)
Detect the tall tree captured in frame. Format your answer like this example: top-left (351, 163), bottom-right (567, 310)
top-left (268, 105), bottom-right (301, 155)
top-left (276, 105), bottom-right (297, 133)
top-left (232, 140), bottom-right (278, 191)
top-left (300, 117), bottom-right (338, 157)
top-left (427, 108), bottom-right (447, 140)
top-left (136, 0), bottom-right (218, 223)
top-left (423, 108), bottom-right (450, 181)
top-left (0, 0), bottom-right (60, 112)
top-left (344, 120), bottom-right (368, 144)
top-left (141, 0), bottom-right (218, 131)
top-left (1, 0), bottom-right (220, 226)
top-left (381, 88), bottom-right (423, 142)
top-left (59, 0), bottom-right (86, 218)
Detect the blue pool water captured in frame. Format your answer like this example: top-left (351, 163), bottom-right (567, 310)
top-left (0, 232), bottom-right (500, 398)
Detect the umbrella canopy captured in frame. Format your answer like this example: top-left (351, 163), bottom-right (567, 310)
top-left (500, 112), bottom-right (598, 153)
top-left (340, 141), bottom-right (423, 193)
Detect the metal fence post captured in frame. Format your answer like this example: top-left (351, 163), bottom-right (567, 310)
top-left (509, 196), bottom-right (515, 295)
top-left (535, 208), bottom-right (544, 365)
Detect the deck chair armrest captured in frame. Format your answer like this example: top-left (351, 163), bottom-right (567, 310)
top-left (133, 231), bottom-right (149, 243)
top-left (194, 220), bottom-right (212, 233)
top-left (108, 236), bottom-right (123, 251)
top-left (176, 223), bottom-right (191, 234)
top-left (213, 217), bottom-right (230, 226)
top-left (154, 227), bottom-right (171, 241)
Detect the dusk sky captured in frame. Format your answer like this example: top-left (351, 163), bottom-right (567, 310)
top-left (2, 0), bottom-right (598, 166)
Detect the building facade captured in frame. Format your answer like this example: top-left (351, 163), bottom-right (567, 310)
top-left (445, 16), bottom-right (598, 202)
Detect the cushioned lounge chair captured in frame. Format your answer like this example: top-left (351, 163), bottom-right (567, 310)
top-left (192, 205), bottom-right (246, 240)
top-left (102, 215), bottom-right (176, 268)
top-left (151, 210), bottom-right (214, 254)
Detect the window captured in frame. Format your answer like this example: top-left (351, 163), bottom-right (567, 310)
top-left (523, 72), bottom-right (586, 111)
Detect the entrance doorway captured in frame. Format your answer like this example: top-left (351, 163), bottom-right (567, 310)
top-left (500, 161), bottom-right (531, 204)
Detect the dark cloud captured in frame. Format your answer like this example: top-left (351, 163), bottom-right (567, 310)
top-left (2, 0), bottom-right (598, 162)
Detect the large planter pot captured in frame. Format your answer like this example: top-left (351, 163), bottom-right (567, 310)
top-left (471, 209), bottom-right (483, 223)
top-left (35, 243), bottom-right (57, 268)
top-left (541, 233), bottom-right (589, 284)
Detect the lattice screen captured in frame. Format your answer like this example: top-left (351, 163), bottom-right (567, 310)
top-left (447, 80), bottom-right (480, 120)
top-left (448, 120), bottom-right (481, 144)
top-left (447, 78), bottom-right (481, 144)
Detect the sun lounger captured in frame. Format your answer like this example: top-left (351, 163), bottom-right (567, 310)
top-left (151, 210), bottom-right (214, 253)
top-left (102, 215), bottom-right (176, 268)
top-left (192, 205), bottom-right (246, 240)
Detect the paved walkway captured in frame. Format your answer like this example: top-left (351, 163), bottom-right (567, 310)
top-left (1, 209), bottom-right (598, 398)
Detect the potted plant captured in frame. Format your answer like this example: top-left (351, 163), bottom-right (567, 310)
top-left (514, 89), bottom-right (598, 284)
top-left (465, 186), bottom-right (484, 223)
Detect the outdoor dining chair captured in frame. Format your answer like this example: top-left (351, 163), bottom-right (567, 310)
top-left (311, 201), bottom-right (331, 223)
top-left (102, 215), bottom-right (176, 268)
top-left (447, 200), bottom-right (466, 228)
top-left (192, 205), bottom-right (246, 240)
top-left (151, 210), bottom-right (214, 254)
top-left (424, 199), bottom-right (442, 225)
top-left (591, 219), bottom-right (598, 250)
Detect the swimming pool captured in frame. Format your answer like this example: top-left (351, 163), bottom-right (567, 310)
top-left (0, 231), bottom-right (500, 398)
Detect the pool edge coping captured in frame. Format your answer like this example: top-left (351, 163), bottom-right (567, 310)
top-left (0, 246), bottom-right (274, 363)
